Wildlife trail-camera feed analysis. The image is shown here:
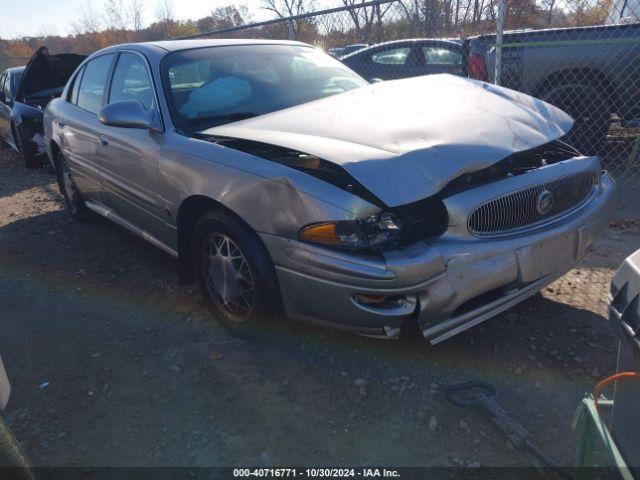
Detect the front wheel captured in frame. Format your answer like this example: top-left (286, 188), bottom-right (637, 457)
top-left (192, 210), bottom-right (281, 333)
top-left (12, 125), bottom-right (43, 169)
top-left (55, 151), bottom-right (90, 221)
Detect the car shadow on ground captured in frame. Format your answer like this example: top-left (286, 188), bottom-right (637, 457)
top-left (0, 205), bottom-right (615, 352)
top-left (0, 207), bottom-right (618, 466)
top-left (0, 154), bottom-right (54, 198)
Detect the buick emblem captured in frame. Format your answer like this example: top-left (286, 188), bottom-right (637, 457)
top-left (536, 190), bottom-right (553, 215)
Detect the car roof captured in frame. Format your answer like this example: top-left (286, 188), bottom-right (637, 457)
top-left (92, 38), bottom-right (310, 57)
top-left (341, 37), bottom-right (462, 59)
top-left (4, 66), bottom-right (25, 75)
top-left (149, 38), bottom-right (309, 51)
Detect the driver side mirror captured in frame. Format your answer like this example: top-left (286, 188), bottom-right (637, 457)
top-left (99, 100), bottom-right (155, 130)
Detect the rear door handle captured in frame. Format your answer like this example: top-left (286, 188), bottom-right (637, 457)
top-left (57, 120), bottom-right (65, 128)
top-left (99, 137), bottom-right (109, 147)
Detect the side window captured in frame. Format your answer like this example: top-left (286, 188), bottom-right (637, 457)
top-left (168, 60), bottom-right (210, 90)
top-left (2, 74), bottom-right (10, 100)
top-left (76, 54), bottom-right (114, 115)
top-left (422, 46), bottom-right (462, 66)
top-left (0, 75), bottom-right (6, 101)
top-left (370, 47), bottom-right (410, 65)
top-left (109, 53), bottom-right (154, 109)
top-left (68, 66), bottom-right (85, 104)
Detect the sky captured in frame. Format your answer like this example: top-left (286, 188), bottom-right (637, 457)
top-left (0, 0), bottom-right (274, 39)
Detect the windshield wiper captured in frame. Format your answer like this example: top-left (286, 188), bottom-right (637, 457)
top-left (187, 112), bottom-right (259, 126)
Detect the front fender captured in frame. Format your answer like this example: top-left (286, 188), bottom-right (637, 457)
top-left (163, 134), bottom-right (381, 238)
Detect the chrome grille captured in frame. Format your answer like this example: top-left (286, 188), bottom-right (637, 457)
top-left (468, 172), bottom-right (598, 237)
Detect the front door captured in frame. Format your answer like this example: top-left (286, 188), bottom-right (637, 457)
top-left (98, 51), bottom-right (170, 246)
top-left (420, 43), bottom-right (465, 77)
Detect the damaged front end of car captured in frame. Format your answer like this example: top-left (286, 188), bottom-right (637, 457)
top-left (195, 75), bottom-right (616, 343)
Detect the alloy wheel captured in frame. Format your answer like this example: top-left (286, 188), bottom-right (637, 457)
top-left (202, 233), bottom-right (255, 322)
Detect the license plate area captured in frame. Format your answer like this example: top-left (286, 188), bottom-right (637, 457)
top-left (517, 232), bottom-right (577, 282)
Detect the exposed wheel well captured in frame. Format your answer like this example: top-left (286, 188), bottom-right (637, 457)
top-left (10, 122), bottom-right (18, 147)
top-left (176, 195), bottom-right (272, 285)
top-left (50, 141), bottom-right (61, 170)
top-left (533, 68), bottom-right (618, 111)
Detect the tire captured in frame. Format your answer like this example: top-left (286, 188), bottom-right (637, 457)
top-left (192, 209), bottom-right (281, 334)
top-left (0, 417), bottom-right (35, 480)
top-left (12, 124), bottom-right (43, 169)
top-left (55, 151), bottom-right (91, 221)
top-left (541, 83), bottom-right (612, 154)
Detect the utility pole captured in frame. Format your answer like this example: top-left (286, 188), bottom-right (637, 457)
top-left (287, 19), bottom-right (294, 40)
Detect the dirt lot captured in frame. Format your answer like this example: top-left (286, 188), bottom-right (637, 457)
top-left (0, 146), bottom-right (639, 470)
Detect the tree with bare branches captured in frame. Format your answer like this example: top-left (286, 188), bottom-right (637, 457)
top-left (262, 0), bottom-right (317, 38)
top-left (104, 0), bottom-right (129, 30)
top-left (72, 0), bottom-right (103, 34)
top-left (130, 0), bottom-right (145, 31)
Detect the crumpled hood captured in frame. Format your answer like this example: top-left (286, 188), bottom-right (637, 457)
top-left (203, 74), bottom-right (573, 207)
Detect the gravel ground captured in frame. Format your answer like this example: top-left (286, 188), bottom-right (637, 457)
top-left (0, 146), bottom-right (639, 469)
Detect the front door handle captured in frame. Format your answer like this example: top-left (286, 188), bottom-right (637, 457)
top-left (99, 137), bottom-right (109, 147)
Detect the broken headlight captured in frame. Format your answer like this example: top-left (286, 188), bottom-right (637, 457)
top-left (299, 212), bottom-right (402, 251)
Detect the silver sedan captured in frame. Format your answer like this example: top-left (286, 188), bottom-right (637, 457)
top-left (43, 39), bottom-right (616, 343)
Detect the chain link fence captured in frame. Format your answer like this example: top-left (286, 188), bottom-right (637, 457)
top-left (184, 0), bottom-right (639, 194)
top-left (1, 1), bottom-right (638, 191)
top-left (487, 0), bottom-right (640, 191)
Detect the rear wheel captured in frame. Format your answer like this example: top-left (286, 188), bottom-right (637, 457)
top-left (192, 210), bottom-right (281, 333)
top-left (55, 151), bottom-right (90, 221)
top-left (541, 83), bottom-right (612, 154)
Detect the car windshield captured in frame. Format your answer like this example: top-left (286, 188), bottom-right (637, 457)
top-left (163, 44), bottom-right (368, 132)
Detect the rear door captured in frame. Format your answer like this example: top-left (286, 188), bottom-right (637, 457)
top-left (366, 43), bottom-right (423, 80)
top-left (419, 42), bottom-right (464, 76)
top-left (61, 53), bottom-right (115, 203)
top-left (97, 51), bottom-right (169, 244)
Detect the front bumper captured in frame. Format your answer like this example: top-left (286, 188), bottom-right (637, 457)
top-left (261, 169), bottom-right (616, 344)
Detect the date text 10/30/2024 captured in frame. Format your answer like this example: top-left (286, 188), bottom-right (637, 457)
top-left (233, 468), bottom-right (401, 478)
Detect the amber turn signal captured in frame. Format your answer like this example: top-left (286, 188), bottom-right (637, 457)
top-left (354, 294), bottom-right (387, 305)
top-left (299, 222), bottom-right (341, 245)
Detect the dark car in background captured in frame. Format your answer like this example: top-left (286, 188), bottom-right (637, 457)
top-left (340, 43), bottom-right (368, 57)
top-left (0, 47), bottom-right (85, 167)
top-left (341, 38), bottom-right (464, 81)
